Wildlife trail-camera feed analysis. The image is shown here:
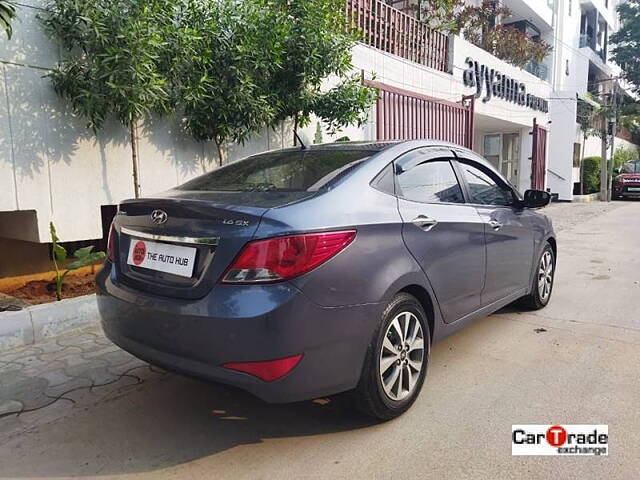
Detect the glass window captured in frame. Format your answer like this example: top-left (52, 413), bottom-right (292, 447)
top-left (178, 150), bottom-right (371, 192)
top-left (459, 162), bottom-right (515, 206)
top-left (371, 163), bottom-right (395, 195)
top-left (396, 159), bottom-right (464, 204)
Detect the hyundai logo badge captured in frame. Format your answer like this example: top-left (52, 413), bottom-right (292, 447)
top-left (151, 209), bottom-right (168, 225)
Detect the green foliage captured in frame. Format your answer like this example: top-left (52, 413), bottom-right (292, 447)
top-left (45, 0), bottom-right (375, 168)
top-left (582, 156), bottom-right (602, 194)
top-left (43, 0), bottom-right (172, 131)
top-left (173, 0), bottom-right (376, 156)
top-left (611, 0), bottom-right (640, 94)
top-left (50, 223), bottom-right (105, 301)
top-left (613, 146), bottom-right (640, 170)
top-left (269, 0), bottom-right (376, 135)
top-left (457, 2), bottom-right (552, 67)
top-left (171, 0), bottom-right (285, 163)
top-left (400, 0), bottom-right (465, 33)
top-left (0, 0), bottom-right (15, 40)
top-left (311, 75), bottom-right (378, 135)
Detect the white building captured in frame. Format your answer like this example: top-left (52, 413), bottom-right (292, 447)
top-left (0, 0), bottom-right (634, 278)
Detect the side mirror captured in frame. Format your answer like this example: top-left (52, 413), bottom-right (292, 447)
top-left (522, 189), bottom-right (551, 209)
top-left (614, 167), bottom-right (622, 175)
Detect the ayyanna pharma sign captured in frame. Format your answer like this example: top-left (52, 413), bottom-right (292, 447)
top-left (463, 57), bottom-right (549, 113)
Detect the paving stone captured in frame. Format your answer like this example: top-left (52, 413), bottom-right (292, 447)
top-left (0, 400), bottom-right (23, 416)
top-left (44, 376), bottom-right (93, 399)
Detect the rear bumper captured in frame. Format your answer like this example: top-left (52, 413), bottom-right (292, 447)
top-left (96, 263), bottom-right (381, 403)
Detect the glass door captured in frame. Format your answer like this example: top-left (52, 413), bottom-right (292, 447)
top-left (483, 133), bottom-right (520, 186)
top-left (483, 134), bottom-right (501, 170)
top-left (501, 133), bottom-right (520, 186)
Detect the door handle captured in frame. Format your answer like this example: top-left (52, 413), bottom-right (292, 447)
top-left (488, 220), bottom-right (502, 231)
top-left (411, 215), bottom-right (438, 231)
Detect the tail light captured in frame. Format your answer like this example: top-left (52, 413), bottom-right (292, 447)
top-left (222, 230), bottom-right (356, 283)
top-left (222, 354), bottom-right (303, 382)
top-left (107, 223), bottom-right (116, 262)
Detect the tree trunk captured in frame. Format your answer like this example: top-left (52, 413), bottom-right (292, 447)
top-left (129, 119), bottom-right (141, 199)
top-left (293, 114), bottom-right (299, 147)
top-left (214, 139), bottom-right (225, 167)
top-left (580, 133), bottom-right (587, 196)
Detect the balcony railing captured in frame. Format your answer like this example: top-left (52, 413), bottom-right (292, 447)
top-left (525, 61), bottom-right (549, 81)
top-left (579, 33), bottom-right (606, 62)
top-left (346, 0), bottom-right (450, 73)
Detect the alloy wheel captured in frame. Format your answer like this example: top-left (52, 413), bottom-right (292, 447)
top-left (538, 250), bottom-right (554, 302)
top-left (378, 311), bottom-right (425, 401)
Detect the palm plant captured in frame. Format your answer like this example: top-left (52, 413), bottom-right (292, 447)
top-left (0, 0), bottom-right (16, 40)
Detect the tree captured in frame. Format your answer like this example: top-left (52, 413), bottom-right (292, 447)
top-left (170, 0), bottom-right (286, 165)
top-left (42, 0), bottom-right (173, 198)
top-left (270, 0), bottom-right (377, 144)
top-left (576, 99), bottom-right (598, 195)
top-left (611, 0), bottom-right (640, 93)
top-left (456, 2), bottom-right (552, 68)
top-left (403, 0), bottom-right (465, 33)
top-left (0, 0), bottom-right (16, 40)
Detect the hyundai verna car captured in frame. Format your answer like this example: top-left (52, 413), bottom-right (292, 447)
top-left (97, 140), bottom-right (556, 419)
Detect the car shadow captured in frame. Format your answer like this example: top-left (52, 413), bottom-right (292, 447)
top-left (0, 373), bottom-right (379, 477)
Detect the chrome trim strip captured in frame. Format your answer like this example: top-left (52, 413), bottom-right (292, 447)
top-left (120, 227), bottom-right (219, 246)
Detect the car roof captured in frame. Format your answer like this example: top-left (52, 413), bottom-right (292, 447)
top-left (275, 139), bottom-right (473, 153)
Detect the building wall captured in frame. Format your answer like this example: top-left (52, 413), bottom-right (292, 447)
top-left (0, 0), bottom-right (373, 244)
top-left (583, 135), bottom-right (640, 159)
top-left (1, 1), bottom-right (552, 246)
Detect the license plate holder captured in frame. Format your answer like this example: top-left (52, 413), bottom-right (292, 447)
top-left (127, 239), bottom-right (196, 278)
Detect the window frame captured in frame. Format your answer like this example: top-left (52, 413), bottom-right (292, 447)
top-left (391, 147), bottom-right (467, 206)
top-left (452, 156), bottom-right (522, 208)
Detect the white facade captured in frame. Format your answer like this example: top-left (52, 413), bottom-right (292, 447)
top-left (546, 0), bottom-right (629, 200)
top-left (0, 0), bottom-right (632, 255)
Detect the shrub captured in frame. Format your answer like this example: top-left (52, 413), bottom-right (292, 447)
top-left (613, 146), bottom-right (640, 170)
top-left (50, 222), bottom-right (106, 301)
top-left (582, 156), bottom-right (602, 194)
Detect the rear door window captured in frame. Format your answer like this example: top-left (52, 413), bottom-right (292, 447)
top-left (394, 149), bottom-right (464, 204)
top-left (457, 162), bottom-right (516, 206)
top-left (178, 150), bottom-right (372, 192)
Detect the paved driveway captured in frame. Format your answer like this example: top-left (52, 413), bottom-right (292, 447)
top-left (1, 201), bottom-right (638, 479)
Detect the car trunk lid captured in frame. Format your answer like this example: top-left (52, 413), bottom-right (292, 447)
top-left (112, 191), bottom-right (304, 299)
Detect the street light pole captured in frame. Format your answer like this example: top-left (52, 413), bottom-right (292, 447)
top-left (600, 93), bottom-right (608, 201)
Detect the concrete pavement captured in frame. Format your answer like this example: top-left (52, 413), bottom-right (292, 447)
top-left (0, 201), bottom-right (639, 479)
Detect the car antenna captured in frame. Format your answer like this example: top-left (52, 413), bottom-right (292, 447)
top-left (294, 130), bottom-right (308, 150)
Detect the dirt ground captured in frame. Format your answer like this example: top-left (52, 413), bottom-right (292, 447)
top-left (1, 272), bottom-right (97, 305)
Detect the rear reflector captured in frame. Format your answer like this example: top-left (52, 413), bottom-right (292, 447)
top-left (222, 230), bottom-right (356, 283)
top-left (222, 354), bottom-right (303, 382)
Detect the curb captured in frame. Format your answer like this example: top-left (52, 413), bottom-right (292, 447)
top-left (0, 295), bottom-right (99, 352)
top-left (572, 193), bottom-right (601, 203)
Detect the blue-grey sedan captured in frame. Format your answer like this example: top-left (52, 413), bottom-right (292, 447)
top-left (97, 140), bottom-right (556, 419)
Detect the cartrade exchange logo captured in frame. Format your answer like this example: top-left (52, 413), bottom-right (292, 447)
top-left (512, 425), bottom-right (608, 456)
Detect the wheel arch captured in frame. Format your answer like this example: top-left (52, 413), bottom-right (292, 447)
top-left (398, 284), bottom-right (435, 344)
top-left (546, 236), bottom-right (557, 260)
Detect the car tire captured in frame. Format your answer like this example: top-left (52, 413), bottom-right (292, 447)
top-left (354, 293), bottom-right (430, 420)
top-left (517, 243), bottom-right (555, 310)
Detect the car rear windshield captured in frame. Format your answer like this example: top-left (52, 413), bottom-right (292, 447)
top-left (177, 149), bottom-right (372, 192)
